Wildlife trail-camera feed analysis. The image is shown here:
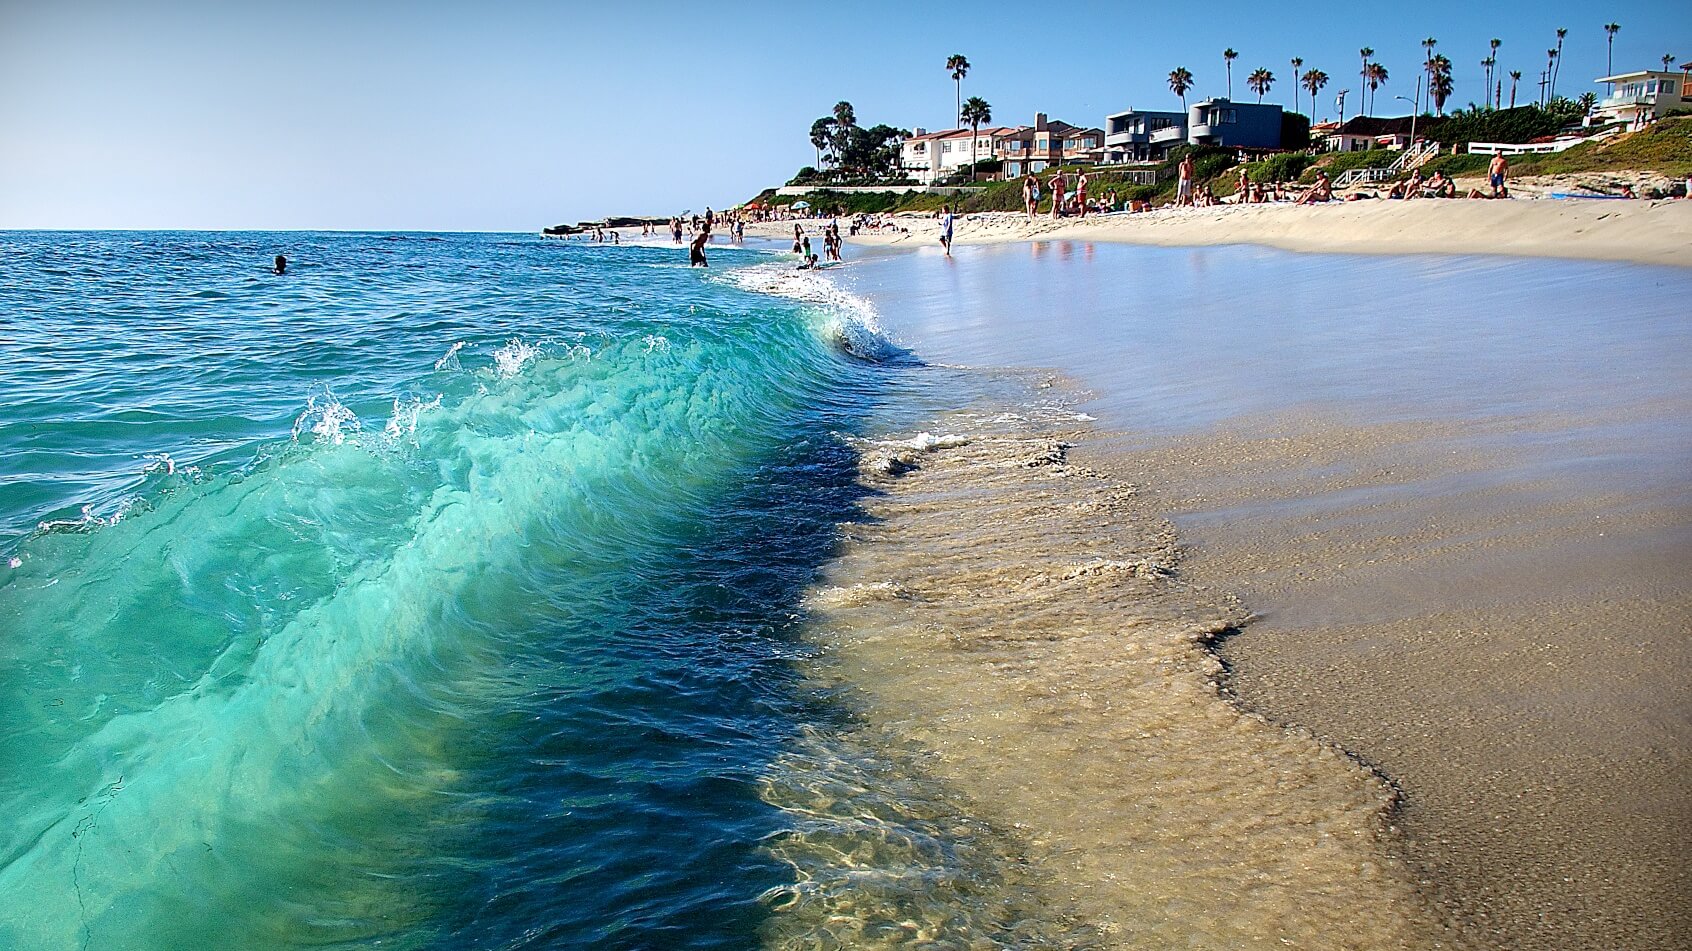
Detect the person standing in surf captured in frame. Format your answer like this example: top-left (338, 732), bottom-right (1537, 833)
top-left (689, 230), bottom-right (709, 267)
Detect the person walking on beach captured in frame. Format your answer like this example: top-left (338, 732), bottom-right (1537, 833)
top-left (1022, 174), bottom-right (1039, 221)
top-left (1177, 154), bottom-right (1196, 207)
top-left (1489, 151), bottom-right (1510, 199)
top-left (1075, 172), bottom-right (1090, 218)
top-left (1048, 171), bottom-right (1067, 220)
top-left (939, 205), bottom-right (954, 256)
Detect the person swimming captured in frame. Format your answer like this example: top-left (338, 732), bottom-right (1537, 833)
top-left (273, 254), bottom-right (287, 274)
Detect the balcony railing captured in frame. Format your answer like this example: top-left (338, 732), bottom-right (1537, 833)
top-left (1599, 93), bottom-right (1656, 108)
top-left (1149, 126), bottom-right (1186, 144)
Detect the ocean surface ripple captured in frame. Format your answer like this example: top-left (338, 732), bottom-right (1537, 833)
top-left (0, 232), bottom-right (911, 949)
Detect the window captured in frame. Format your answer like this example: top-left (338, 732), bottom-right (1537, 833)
top-left (1664, 81), bottom-right (1679, 96)
top-left (1083, 137), bottom-right (1096, 147)
top-left (912, 143), bottom-right (926, 153)
top-left (941, 141), bottom-right (951, 152)
top-left (1031, 161), bottom-right (1048, 172)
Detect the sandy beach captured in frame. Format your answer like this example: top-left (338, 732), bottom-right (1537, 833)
top-left (778, 240), bottom-right (1692, 950)
top-left (743, 196), bottom-right (1692, 268)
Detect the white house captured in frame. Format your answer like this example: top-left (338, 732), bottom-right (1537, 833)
top-left (1592, 68), bottom-right (1692, 129)
top-left (900, 126), bottom-right (1022, 184)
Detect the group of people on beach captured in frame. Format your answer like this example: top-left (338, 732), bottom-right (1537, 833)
top-left (1021, 171), bottom-right (1110, 221)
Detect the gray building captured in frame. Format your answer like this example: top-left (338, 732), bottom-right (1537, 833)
top-left (1102, 107), bottom-right (1187, 162)
top-left (1103, 97), bottom-right (1285, 162)
top-left (1185, 97), bottom-right (1284, 150)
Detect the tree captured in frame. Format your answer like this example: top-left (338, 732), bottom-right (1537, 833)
top-left (1223, 49), bottom-right (1239, 98)
top-left (1302, 68), bottom-right (1329, 117)
top-left (1429, 55), bottom-right (1454, 115)
top-left (959, 96), bottom-right (992, 182)
top-left (1247, 67), bottom-right (1275, 103)
top-left (1291, 57), bottom-right (1304, 114)
top-left (1579, 91), bottom-right (1598, 114)
top-left (1488, 39), bottom-right (1502, 108)
top-left (1358, 48), bottom-right (1373, 117)
top-left (1665, 53), bottom-right (1678, 71)
top-left (946, 54), bottom-right (970, 130)
top-left (1481, 58), bottom-right (1495, 113)
top-left (830, 101), bottom-right (857, 170)
top-left (1551, 28), bottom-right (1568, 100)
top-left (1605, 23), bottom-right (1621, 80)
top-left (1543, 49), bottom-right (1558, 106)
top-left (1366, 62), bottom-right (1389, 116)
top-left (1169, 67), bottom-right (1194, 110)
top-left (809, 117), bottom-right (837, 168)
top-left (1422, 36), bottom-right (1438, 69)
top-left (1509, 69), bottom-right (1522, 109)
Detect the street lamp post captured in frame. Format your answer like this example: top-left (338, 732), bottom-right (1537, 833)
top-left (1396, 74), bottom-right (1422, 145)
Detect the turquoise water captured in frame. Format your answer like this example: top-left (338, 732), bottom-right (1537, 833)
top-left (0, 232), bottom-right (929, 948)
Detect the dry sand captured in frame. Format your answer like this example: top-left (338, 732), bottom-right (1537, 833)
top-left (744, 196), bottom-right (1692, 269)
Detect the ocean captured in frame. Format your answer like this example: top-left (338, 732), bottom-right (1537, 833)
top-left (6, 230), bottom-right (1685, 951)
top-left (0, 231), bottom-right (1002, 949)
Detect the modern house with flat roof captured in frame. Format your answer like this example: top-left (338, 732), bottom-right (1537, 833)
top-left (1592, 68), bottom-right (1692, 130)
top-left (1186, 97), bottom-right (1283, 150)
top-left (1103, 108), bottom-right (1187, 162)
top-left (1100, 98), bottom-right (1285, 162)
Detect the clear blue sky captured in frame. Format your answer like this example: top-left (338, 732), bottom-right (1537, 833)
top-left (1, 0), bottom-right (1684, 231)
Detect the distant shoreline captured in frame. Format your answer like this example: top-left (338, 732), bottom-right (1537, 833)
top-left (734, 196), bottom-right (1692, 269)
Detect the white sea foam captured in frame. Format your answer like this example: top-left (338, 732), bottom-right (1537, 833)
top-left (720, 262), bottom-right (898, 362)
top-left (492, 338), bottom-right (540, 379)
top-left (383, 394), bottom-right (443, 441)
top-left (292, 394), bottom-right (361, 445)
top-left (433, 341), bottom-right (468, 371)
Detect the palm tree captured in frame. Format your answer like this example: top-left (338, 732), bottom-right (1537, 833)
top-left (1551, 28), bottom-right (1568, 99)
top-left (1422, 36), bottom-right (1438, 69)
top-left (1223, 49), bottom-right (1239, 98)
top-left (1429, 55), bottom-right (1454, 115)
top-left (946, 55), bottom-right (970, 130)
top-left (1358, 48), bottom-right (1373, 117)
top-left (809, 117), bottom-right (836, 169)
top-left (1481, 58), bottom-right (1495, 111)
top-left (1605, 23), bottom-right (1621, 81)
top-left (1291, 57), bottom-right (1304, 113)
top-left (1488, 38), bottom-right (1502, 109)
top-left (1169, 67), bottom-right (1195, 110)
top-left (1543, 49), bottom-right (1558, 105)
top-left (1509, 69), bottom-right (1522, 109)
top-left (1302, 68), bottom-right (1329, 117)
top-left (1579, 91), bottom-right (1598, 114)
top-left (959, 96), bottom-right (992, 181)
top-left (1665, 53), bottom-right (1678, 71)
top-left (1366, 62), bottom-right (1389, 116)
top-left (1247, 67), bottom-right (1275, 103)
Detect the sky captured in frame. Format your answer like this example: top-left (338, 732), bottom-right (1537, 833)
top-left (1, 0), bottom-right (1686, 231)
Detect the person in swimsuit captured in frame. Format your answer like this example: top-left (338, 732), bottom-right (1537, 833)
top-left (272, 254), bottom-right (287, 274)
top-left (1048, 172), bottom-right (1066, 220)
top-left (1023, 174), bottom-right (1039, 221)
top-left (939, 205), bottom-right (954, 256)
top-left (1489, 152), bottom-right (1509, 198)
top-left (689, 230), bottom-right (709, 267)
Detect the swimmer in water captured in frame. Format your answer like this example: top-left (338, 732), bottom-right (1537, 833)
top-left (273, 254), bottom-right (287, 274)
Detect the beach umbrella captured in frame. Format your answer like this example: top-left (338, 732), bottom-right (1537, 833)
top-left (792, 200), bottom-right (811, 209)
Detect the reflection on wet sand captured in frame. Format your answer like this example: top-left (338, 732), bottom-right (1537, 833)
top-left (768, 407), bottom-right (1469, 949)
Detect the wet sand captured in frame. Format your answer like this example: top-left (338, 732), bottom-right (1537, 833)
top-left (815, 243), bottom-right (1692, 949)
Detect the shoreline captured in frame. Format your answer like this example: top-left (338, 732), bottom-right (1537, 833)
top-left (784, 242), bottom-right (1692, 949)
top-left (737, 196), bottom-right (1692, 269)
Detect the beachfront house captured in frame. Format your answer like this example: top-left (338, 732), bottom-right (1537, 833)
top-left (1591, 67), bottom-right (1692, 130)
top-left (1322, 116), bottom-right (1419, 152)
top-left (1100, 99), bottom-right (1284, 161)
top-left (901, 126), bottom-right (1025, 184)
top-left (1102, 108), bottom-right (1188, 163)
top-left (1185, 98), bottom-right (1283, 150)
top-left (995, 114), bottom-right (1104, 177)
